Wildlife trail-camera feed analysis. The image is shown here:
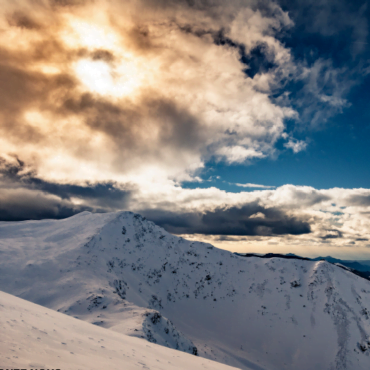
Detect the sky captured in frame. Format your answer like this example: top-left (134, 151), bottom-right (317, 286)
top-left (1, 0), bottom-right (370, 259)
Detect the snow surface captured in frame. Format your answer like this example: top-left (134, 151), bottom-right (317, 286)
top-left (0, 211), bottom-right (370, 369)
top-left (0, 290), bottom-right (237, 370)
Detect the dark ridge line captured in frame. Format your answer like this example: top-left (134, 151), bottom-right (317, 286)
top-left (234, 252), bottom-right (311, 261)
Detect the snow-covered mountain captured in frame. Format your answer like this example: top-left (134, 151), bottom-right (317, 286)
top-left (0, 211), bottom-right (370, 370)
top-left (0, 290), bottom-right (236, 370)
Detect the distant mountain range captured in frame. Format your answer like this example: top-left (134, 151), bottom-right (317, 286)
top-left (311, 256), bottom-right (370, 271)
top-left (1, 211), bottom-right (370, 370)
top-left (236, 253), bottom-right (370, 281)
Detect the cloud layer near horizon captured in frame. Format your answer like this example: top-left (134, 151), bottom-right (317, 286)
top-left (2, 155), bottom-right (370, 257)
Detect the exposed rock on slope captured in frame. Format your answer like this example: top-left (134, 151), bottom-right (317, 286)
top-left (0, 211), bottom-right (370, 369)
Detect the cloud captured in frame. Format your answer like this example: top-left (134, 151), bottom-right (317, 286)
top-left (284, 138), bottom-right (307, 153)
top-left (0, 0), bottom-right (362, 189)
top-left (346, 194), bottom-right (370, 207)
top-left (141, 203), bottom-right (311, 236)
top-left (216, 146), bottom-right (266, 163)
top-left (320, 229), bottom-right (343, 240)
top-left (0, 156), bottom-right (132, 220)
top-left (2, 154), bottom-right (370, 256)
top-left (0, 187), bottom-right (92, 222)
top-left (234, 183), bottom-right (276, 189)
top-left (129, 184), bottom-right (370, 254)
top-left (295, 59), bottom-right (354, 129)
top-left (0, 0), bottom-right (299, 186)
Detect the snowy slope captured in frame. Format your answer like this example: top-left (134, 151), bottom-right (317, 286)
top-left (0, 211), bottom-right (370, 370)
top-left (0, 290), bottom-right (237, 370)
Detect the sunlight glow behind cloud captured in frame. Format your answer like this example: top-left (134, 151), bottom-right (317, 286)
top-left (63, 19), bottom-right (118, 50)
top-left (0, 0), bottom-right (368, 258)
top-left (74, 59), bottom-right (141, 98)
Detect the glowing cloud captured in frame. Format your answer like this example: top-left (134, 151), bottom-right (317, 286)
top-left (74, 58), bottom-right (141, 98)
top-left (62, 19), bottom-right (119, 50)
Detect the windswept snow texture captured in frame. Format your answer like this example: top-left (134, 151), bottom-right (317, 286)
top-left (0, 290), bottom-right (237, 370)
top-left (0, 211), bottom-right (370, 369)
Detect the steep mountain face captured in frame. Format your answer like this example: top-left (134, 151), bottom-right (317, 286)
top-left (0, 211), bottom-right (370, 370)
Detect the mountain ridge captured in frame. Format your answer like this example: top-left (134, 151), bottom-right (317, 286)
top-left (1, 211), bottom-right (370, 370)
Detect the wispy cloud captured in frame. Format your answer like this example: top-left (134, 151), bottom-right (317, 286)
top-left (284, 138), bottom-right (308, 153)
top-left (234, 183), bottom-right (276, 189)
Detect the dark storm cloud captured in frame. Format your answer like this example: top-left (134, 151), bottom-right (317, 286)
top-left (0, 157), bottom-right (132, 221)
top-left (142, 203), bottom-right (311, 236)
top-left (320, 229), bottom-right (343, 240)
top-left (0, 189), bottom-right (94, 222)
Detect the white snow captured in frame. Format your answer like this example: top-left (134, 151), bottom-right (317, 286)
top-left (0, 290), bottom-right (237, 370)
top-left (0, 211), bottom-right (370, 369)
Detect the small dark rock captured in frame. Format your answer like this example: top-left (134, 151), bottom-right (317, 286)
top-left (291, 280), bottom-right (301, 288)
